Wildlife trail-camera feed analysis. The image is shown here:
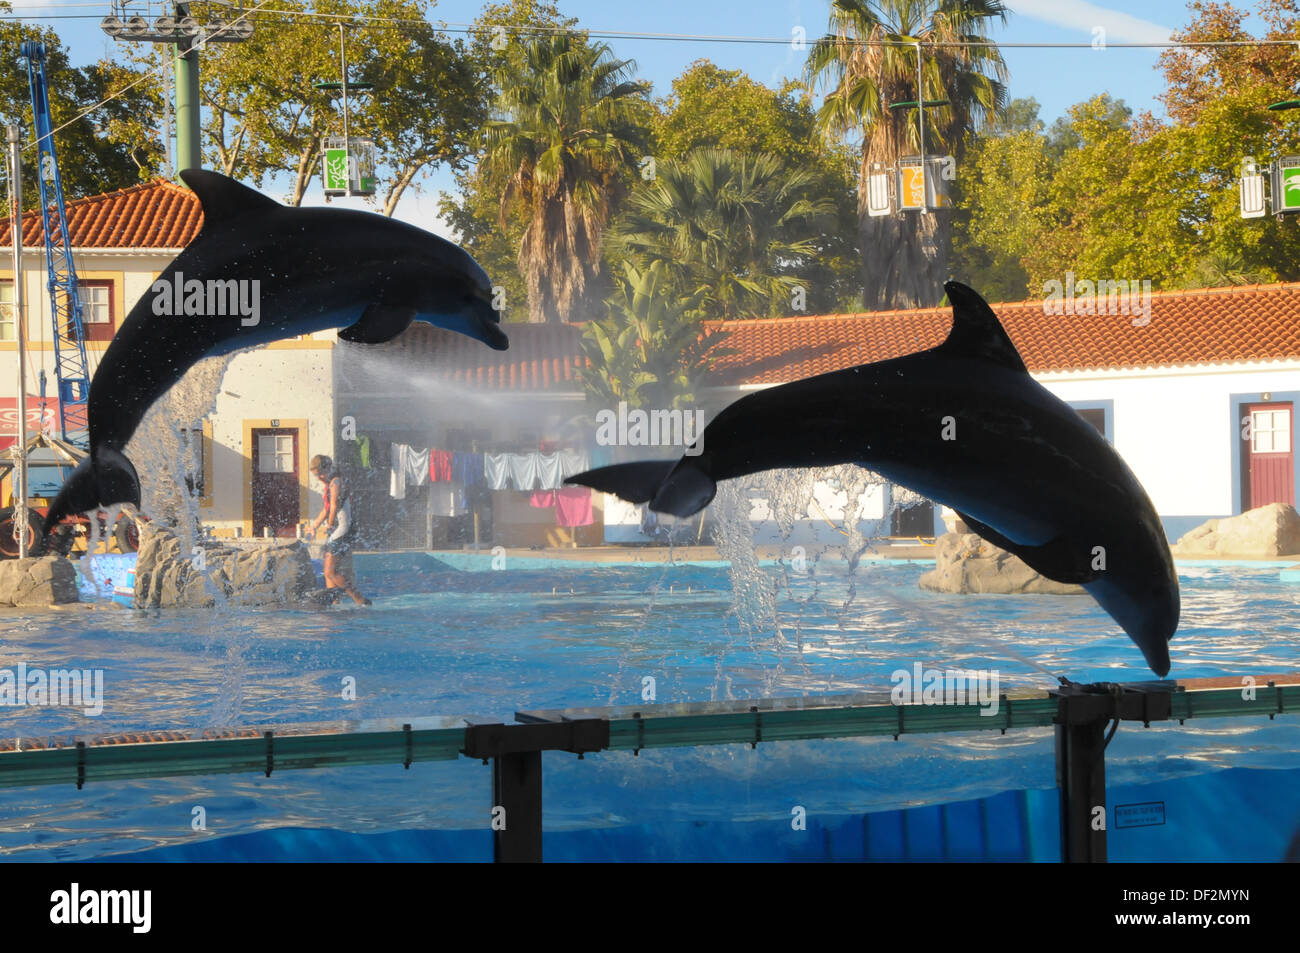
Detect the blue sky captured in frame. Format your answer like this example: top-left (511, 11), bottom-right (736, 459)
top-left (2, 1), bottom-right (1274, 231)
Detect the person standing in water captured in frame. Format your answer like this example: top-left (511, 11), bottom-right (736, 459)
top-left (305, 454), bottom-right (371, 606)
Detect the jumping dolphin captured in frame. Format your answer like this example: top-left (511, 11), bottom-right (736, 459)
top-left (41, 168), bottom-right (507, 542)
top-left (567, 281), bottom-right (1180, 676)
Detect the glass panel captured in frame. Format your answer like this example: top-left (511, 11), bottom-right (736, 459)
top-left (0, 282), bottom-right (13, 341)
top-left (1274, 411), bottom-right (1291, 453)
top-left (83, 285), bottom-right (111, 323)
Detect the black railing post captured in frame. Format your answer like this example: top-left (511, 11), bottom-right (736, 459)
top-left (493, 750), bottom-right (543, 863)
top-left (1055, 711), bottom-right (1109, 863)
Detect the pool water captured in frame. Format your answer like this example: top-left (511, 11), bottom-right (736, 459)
top-left (1, 558), bottom-right (1298, 860)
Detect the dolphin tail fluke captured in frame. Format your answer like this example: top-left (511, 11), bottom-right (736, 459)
top-left (565, 461), bottom-right (677, 503)
top-left (566, 460), bottom-right (716, 518)
top-left (40, 447), bottom-right (142, 552)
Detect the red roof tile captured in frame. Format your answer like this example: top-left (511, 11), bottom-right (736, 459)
top-left (710, 283), bottom-right (1300, 382)
top-left (0, 178), bottom-right (202, 249)
top-left (397, 283), bottom-right (1300, 391)
top-left (380, 322), bottom-right (587, 392)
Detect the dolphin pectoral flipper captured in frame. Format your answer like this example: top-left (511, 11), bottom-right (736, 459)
top-left (956, 510), bottom-right (1099, 585)
top-left (565, 461), bottom-right (679, 504)
top-left (338, 304), bottom-right (417, 344)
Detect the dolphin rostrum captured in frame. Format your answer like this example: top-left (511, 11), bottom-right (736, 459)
top-left (567, 281), bottom-right (1180, 676)
top-left (41, 168), bottom-right (508, 541)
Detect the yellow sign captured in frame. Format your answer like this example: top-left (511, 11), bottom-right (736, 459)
top-left (901, 165), bottom-right (927, 209)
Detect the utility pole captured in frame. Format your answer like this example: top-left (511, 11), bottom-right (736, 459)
top-left (174, 3), bottom-right (201, 173)
top-left (101, 2), bottom-right (255, 178)
top-left (7, 125), bottom-right (29, 559)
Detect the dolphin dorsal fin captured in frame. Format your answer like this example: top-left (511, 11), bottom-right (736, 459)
top-left (937, 281), bottom-right (1027, 373)
top-left (180, 169), bottom-right (279, 227)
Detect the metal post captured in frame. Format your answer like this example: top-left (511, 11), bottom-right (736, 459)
top-left (338, 23), bottom-right (351, 195)
top-left (1055, 702), bottom-right (1109, 863)
top-left (8, 125), bottom-right (28, 559)
top-left (493, 751), bottom-right (543, 863)
top-left (916, 41), bottom-right (927, 215)
top-left (174, 3), bottom-right (201, 173)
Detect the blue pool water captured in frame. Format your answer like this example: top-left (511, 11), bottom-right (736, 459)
top-left (1, 556), bottom-right (1298, 860)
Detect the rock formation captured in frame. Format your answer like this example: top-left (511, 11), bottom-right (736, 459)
top-left (0, 556), bottom-right (79, 606)
top-left (1172, 503), bottom-right (1300, 558)
top-left (133, 524), bottom-right (316, 608)
top-left (919, 531), bottom-right (1086, 595)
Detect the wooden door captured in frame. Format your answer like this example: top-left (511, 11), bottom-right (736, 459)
top-left (252, 428), bottom-right (299, 537)
top-left (1245, 402), bottom-right (1294, 509)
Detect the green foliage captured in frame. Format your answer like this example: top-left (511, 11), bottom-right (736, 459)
top-left (0, 16), bottom-right (165, 201)
top-left (953, 3), bottom-right (1300, 299)
top-left (481, 30), bottom-right (652, 323)
top-left (611, 148), bottom-right (838, 320)
top-left (196, 0), bottom-right (482, 210)
top-left (577, 261), bottom-right (732, 410)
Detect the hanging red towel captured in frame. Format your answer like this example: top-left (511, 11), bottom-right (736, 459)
top-left (530, 490), bottom-right (556, 508)
top-left (429, 449), bottom-right (453, 482)
top-left (555, 486), bottom-right (593, 527)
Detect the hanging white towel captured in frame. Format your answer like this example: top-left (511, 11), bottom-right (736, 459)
top-left (536, 452), bottom-right (563, 490)
top-left (390, 443), bottom-right (408, 499)
top-left (484, 453), bottom-right (510, 490)
top-left (507, 453), bottom-right (539, 490)
top-left (559, 448), bottom-right (589, 479)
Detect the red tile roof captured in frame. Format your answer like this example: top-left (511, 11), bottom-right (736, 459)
top-left (382, 322), bottom-right (587, 391)
top-left (399, 283), bottom-right (1300, 391)
top-left (710, 283), bottom-right (1300, 382)
top-left (0, 178), bottom-right (202, 249)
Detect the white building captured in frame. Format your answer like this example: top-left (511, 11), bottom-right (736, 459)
top-left (0, 179), bottom-right (337, 538)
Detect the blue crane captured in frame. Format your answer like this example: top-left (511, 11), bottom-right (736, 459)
top-left (19, 40), bottom-right (91, 450)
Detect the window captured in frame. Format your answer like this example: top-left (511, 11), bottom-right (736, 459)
top-left (78, 281), bottom-right (114, 341)
top-left (1252, 408), bottom-right (1292, 454)
top-left (180, 426), bottom-right (204, 499)
top-left (0, 281), bottom-right (14, 341)
top-left (1077, 408), bottom-right (1107, 436)
top-left (258, 433), bottom-right (296, 473)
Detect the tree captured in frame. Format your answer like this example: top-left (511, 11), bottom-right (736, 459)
top-left (647, 60), bottom-right (861, 313)
top-left (806, 0), bottom-right (1008, 310)
top-left (611, 148), bottom-right (837, 320)
top-left (577, 260), bottom-right (731, 410)
top-left (481, 31), bottom-right (652, 323)
top-left (437, 0), bottom-right (577, 322)
top-left (0, 15), bottom-right (165, 200)
top-left (196, 0), bottom-right (481, 210)
top-left (949, 100), bottom-right (1054, 302)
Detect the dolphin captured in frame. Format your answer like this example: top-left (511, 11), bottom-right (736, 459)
top-left (567, 281), bottom-right (1180, 676)
top-left (40, 168), bottom-right (507, 543)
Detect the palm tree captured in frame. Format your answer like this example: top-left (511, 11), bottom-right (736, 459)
top-left (611, 148), bottom-right (836, 320)
top-left (482, 33), bottom-right (650, 323)
top-left (807, 0), bottom-right (1008, 309)
top-left (578, 260), bottom-right (732, 410)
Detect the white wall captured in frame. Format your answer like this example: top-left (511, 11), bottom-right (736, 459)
top-left (205, 346), bottom-right (337, 533)
top-left (1039, 361), bottom-right (1300, 520)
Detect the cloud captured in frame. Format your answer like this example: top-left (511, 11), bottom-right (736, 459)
top-left (1010, 0), bottom-right (1172, 44)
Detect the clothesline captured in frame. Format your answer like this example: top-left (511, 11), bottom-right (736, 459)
top-left (388, 445), bottom-right (591, 499)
